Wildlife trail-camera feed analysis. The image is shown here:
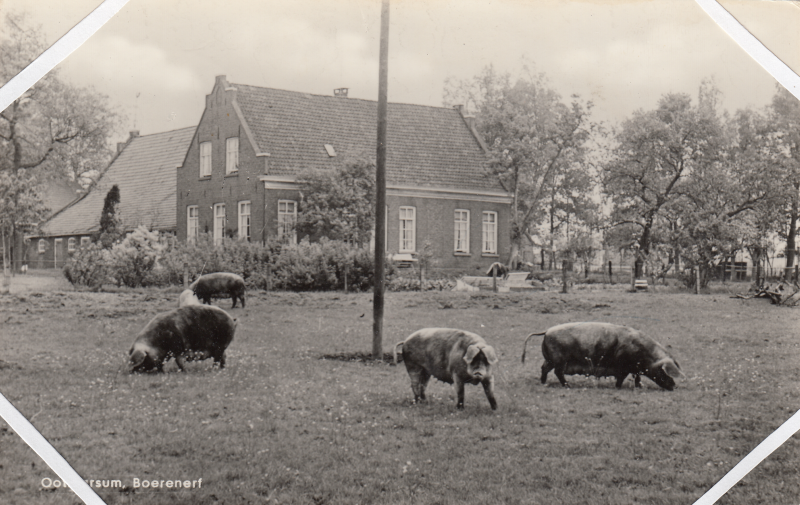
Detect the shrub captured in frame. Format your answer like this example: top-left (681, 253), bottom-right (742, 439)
top-left (63, 242), bottom-right (109, 288)
top-left (107, 226), bottom-right (166, 287)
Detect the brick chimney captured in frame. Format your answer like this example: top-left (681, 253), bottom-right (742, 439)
top-left (334, 88), bottom-right (349, 98)
top-left (129, 130), bottom-right (140, 140)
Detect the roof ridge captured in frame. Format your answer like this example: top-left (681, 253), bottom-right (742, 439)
top-left (231, 82), bottom-right (459, 113)
top-left (127, 126), bottom-right (196, 140)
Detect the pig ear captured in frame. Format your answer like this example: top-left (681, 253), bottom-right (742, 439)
top-left (130, 350), bottom-right (147, 368)
top-left (464, 344), bottom-right (481, 364)
top-left (662, 359), bottom-right (683, 379)
top-left (482, 346), bottom-right (499, 365)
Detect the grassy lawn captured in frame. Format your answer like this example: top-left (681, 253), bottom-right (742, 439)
top-left (1, 285), bottom-right (799, 504)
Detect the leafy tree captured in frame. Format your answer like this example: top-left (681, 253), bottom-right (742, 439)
top-left (0, 13), bottom-right (121, 269)
top-left (770, 86), bottom-right (800, 271)
top-left (603, 82), bottom-right (727, 278)
top-left (444, 64), bottom-right (598, 268)
top-left (99, 184), bottom-right (122, 248)
top-left (295, 158), bottom-right (375, 247)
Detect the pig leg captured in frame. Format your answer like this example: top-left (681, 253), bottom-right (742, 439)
top-left (541, 361), bottom-right (555, 384)
top-left (215, 352), bottom-right (226, 369)
top-left (482, 377), bottom-right (498, 410)
top-left (175, 355), bottom-right (186, 372)
top-left (454, 376), bottom-right (466, 409)
top-left (406, 369), bottom-right (428, 403)
top-left (614, 373), bottom-right (628, 389)
top-left (240, 294), bottom-right (246, 308)
top-left (634, 374), bottom-right (641, 388)
top-left (554, 365), bottom-right (569, 387)
top-left (417, 369), bottom-right (431, 401)
top-left (230, 290), bottom-right (237, 309)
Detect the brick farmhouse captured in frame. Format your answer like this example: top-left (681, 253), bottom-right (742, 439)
top-left (177, 76), bottom-right (511, 274)
top-left (26, 128), bottom-right (194, 269)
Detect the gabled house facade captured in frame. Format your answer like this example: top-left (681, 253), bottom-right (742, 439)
top-left (26, 127), bottom-right (195, 269)
top-left (177, 76), bottom-right (511, 274)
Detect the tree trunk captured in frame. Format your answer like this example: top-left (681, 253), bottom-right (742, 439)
top-left (786, 195), bottom-right (798, 269)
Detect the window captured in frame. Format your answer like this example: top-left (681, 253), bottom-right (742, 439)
top-left (454, 210), bottom-right (470, 254)
top-left (187, 206), bottom-right (199, 243)
top-left (80, 236), bottom-right (91, 247)
top-left (67, 237), bottom-right (76, 253)
top-left (238, 201), bottom-right (251, 241)
top-left (213, 203), bottom-right (226, 245)
top-left (38, 239), bottom-right (46, 254)
top-left (399, 206), bottom-right (416, 252)
top-left (200, 141), bottom-right (212, 177)
top-left (277, 200), bottom-right (297, 244)
top-left (226, 137), bottom-right (239, 174)
top-left (482, 211), bottom-right (497, 254)
top-left (324, 144), bottom-right (337, 157)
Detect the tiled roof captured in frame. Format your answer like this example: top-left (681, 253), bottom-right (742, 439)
top-left (35, 127), bottom-right (195, 237)
top-left (233, 84), bottom-right (503, 193)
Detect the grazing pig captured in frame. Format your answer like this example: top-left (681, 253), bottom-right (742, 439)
top-left (190, 272), bottom-right (246, 308)
top-left (521, 322), bottom-right (683, 390)
top-left (128, 305), bottom-right (236, 373)
top-left (178, 289), bottom-right (201, 307)
top-left (394, 328), bottom-right (499, 410)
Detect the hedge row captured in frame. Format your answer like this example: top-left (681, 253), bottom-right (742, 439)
top-left (63, 228), bottom-right (404, 292)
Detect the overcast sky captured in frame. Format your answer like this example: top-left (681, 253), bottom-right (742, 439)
top-left (1, 0), bottom-right (798, 143)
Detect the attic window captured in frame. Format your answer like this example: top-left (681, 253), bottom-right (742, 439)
top-left (324, 144), bottom-right (337, 157)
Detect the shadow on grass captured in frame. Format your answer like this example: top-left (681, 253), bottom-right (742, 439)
top-left (318, 351), bottom-right (397, 364)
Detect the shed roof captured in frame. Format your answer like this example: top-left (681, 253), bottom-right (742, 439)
top-left (35, 127), bottom-right (195, 237)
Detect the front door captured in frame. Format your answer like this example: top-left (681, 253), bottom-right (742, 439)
top-left (54, 238), bottom-right (62, 268)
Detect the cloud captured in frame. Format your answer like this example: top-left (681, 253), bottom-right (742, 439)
top-left (59, 34), bottom-right (200, 93)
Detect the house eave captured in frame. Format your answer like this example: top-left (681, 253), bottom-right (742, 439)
top-left (258, 176), bottom-right (511, 203)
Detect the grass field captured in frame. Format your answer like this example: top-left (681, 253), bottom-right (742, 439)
top-left (1, 284), bottom-right (799, 504)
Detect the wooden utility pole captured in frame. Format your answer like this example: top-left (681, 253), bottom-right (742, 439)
top-left (373, 0), bottom-right (390, 360)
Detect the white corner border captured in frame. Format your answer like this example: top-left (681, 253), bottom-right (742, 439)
top-left (0, 0), bottom-right (129, 112)
top-left (695, 0), bottom-right (800, 101)
top-left (0, 392), bottom-right (105, 504)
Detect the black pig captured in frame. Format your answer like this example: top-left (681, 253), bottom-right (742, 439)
top-left (522, 322), bottom-right (683, 390)
top-left (129, 305), bottom-right (236, 373)
top-left (190, 272), bottom-right (246, 308)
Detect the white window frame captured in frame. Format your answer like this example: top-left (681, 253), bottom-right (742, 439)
top-left (80, 236), bottom-right (91, 247)
top-left (67, 237), bottom-right (76, 253)
top-left (213, 203), bottom-right (226, 245)
top-left (226, 137), bottom-right (239, 174)
top-left (454, 209), bottom-right (470, 254)
top-left (399, 206), bottom-right (416, 253)
top-left (238, 201), bottom-right (251, 241)
top-left (277, 200), bottom-right (297, 244)
top-left (187, 205), bottom-right (199, 243)
top-left (200, 141), bottom-right (212, 177)
top-left (38, 239), bottom-right (46, 254)
top-left (482, 211), bottom-right (498, 254)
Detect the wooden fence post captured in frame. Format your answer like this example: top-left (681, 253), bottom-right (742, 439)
top-left (695, 267), bottom-right (701, 295)
top-left (492, 264), bottom-right (498, 293)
